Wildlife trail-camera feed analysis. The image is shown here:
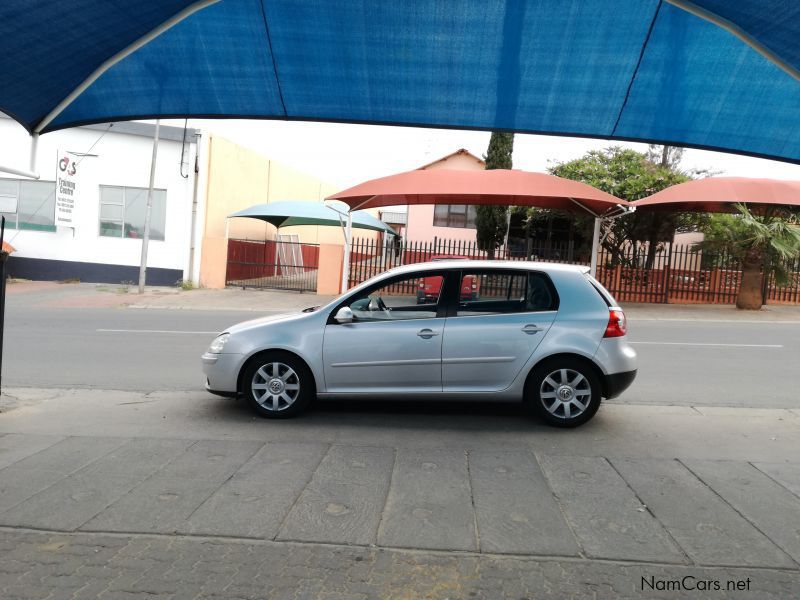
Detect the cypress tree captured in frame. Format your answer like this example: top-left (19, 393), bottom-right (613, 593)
top-left (476, 132), bottom-right (514, 258)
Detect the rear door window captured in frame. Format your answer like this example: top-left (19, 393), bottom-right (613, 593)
top-left (455, 270), bottom-right (558, 316)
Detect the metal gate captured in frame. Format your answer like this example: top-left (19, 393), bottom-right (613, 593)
top-left (226, 237), bottom-right (319, 292)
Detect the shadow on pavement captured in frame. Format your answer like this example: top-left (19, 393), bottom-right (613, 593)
top-left (206, 393), bottom-right (573, 435)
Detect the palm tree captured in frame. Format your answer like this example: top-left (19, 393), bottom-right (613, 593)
top-left (695, 204), bottom-right (800, 310)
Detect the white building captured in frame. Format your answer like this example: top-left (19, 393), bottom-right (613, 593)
top-left (0, 115), bottom-right (200, 285)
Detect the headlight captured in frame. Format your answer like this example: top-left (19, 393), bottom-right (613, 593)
top-left (208, 333), bottom-right (230, 354)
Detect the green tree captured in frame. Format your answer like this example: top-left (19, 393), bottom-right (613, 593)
top-left (695, 205), bottom-right (800, 310)
top-left (476, 132), bottom-right (514, 259)
top-left (548, 146), bottom-right (697, 267)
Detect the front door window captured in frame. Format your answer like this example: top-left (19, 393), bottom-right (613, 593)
top-left (348, 274), bottom-right (444, 321)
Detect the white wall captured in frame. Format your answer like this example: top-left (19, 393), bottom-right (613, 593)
top-left (0, 118), bottom-right (197, 276)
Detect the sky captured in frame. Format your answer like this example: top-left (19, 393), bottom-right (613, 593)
top-left (171, 118), bottom-right (800, 194)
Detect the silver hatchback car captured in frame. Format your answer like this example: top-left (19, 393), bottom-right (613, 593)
top-left (202, 260), bottom-right (637, 427)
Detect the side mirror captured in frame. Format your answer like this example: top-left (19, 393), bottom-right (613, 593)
top-left (334, 306), bottom-right (354, 323)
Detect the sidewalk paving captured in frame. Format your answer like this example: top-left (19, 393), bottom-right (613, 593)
top-left (2, 529), bottom-right (797, 600)
top-left (0, 389), bottom-right (799, 598)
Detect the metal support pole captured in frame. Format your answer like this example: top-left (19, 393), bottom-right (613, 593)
top-left (138, 120), bottom-right (160, 294)
top-left (224, 217), bottom-right (230, 255)
top-left (341, 212), bottom-right (353, 293)
top-left (0, 164), bottom-right (39, 179)
top-left (0, 133), bottom-right (41, 180)
top-left (187, 138), bottom-right (200, 283)
top-left (503, 207), bottom-right (512, 257)
top-left (0, 217), bottom-right (7, 396)
top-left (590, 217), bottom-right (602, 277)
top-left (29, 133), bottom-right (39, 172)
top-left (34, 1), bottom-right (220, 134)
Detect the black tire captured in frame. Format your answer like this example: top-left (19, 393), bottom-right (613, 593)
top-left (525, 357), bottom-right (602, 428)
top-left (240, 352), bottom-right (315, 419)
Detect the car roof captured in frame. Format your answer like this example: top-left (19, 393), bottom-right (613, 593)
top-left (384, 259), bottom-right (589, 276)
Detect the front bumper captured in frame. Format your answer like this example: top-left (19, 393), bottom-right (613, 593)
top-left (201, 352), bottom-right (243, 395)
top-left (602, 369), bottom-right (637, 399)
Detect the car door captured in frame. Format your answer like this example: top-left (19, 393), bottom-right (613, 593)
top-left (441, 269), bottom-right (558, 392)
top-left (322, 270), bottom-right (447, 393)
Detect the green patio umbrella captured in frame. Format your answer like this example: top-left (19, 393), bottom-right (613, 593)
top-left (228, 201), bottom-right (397, 235)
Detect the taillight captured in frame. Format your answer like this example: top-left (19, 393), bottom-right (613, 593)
top-left (604, 309), bottom-right (627, 338)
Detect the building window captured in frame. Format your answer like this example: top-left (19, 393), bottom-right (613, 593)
top-left (99, 186), bottom-right (166, 241)
top-left (0, 178), bottom-right (57, 232)
top-left (433, 204), bottom-right (476, 228)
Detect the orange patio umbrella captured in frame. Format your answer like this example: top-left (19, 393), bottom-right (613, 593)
top-left (329, 168), bottom-right (626, 215)
top-left (632, 177), bottom-right (800, 214)
top-left (328, 168), bottom-right (630, 290)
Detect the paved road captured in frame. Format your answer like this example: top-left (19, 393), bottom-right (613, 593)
top-left (5, 301), bottom-right (800, 408)
top-left (5, 306), bottom-right (255, 392)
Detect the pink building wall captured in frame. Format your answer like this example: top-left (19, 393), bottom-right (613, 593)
top-left (404, 150), bottom-right (484, 243)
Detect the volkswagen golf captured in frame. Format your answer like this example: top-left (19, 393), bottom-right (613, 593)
top-left (202, 260), bottom-right (637, 427)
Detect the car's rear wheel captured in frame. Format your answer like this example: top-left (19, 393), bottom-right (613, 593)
top-left (526, 358), bottom-right (601, 427)
top-left (241, 352), bottom-right (314, 419)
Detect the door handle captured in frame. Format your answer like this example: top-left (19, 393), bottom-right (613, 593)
top-left (522, 324), bottom-right (544, 334)
top-left (417, 328), bottom-right (440, 339)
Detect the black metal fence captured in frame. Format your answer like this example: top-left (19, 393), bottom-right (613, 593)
top-left (348, 237), bottom-right (584, 288)
top-left (349, 236), bottom-right (800, 305)
top-left (595, 242), bottom-right (800, 305)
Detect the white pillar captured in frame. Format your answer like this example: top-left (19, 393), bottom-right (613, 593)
top-left (589, 217), bottom-right (602, 277)
top-left (340, 212), bottom-right (353, 294)
top-left (138, 120), bottom-right (160, 294)
top-left (29, 133), bottom-right (39, 172)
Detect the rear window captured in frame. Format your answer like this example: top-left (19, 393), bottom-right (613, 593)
top-left (584, 274), bottom-right (618, 307)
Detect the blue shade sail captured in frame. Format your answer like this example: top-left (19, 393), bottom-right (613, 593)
top-left (2, 1), bottom-right (800, 163)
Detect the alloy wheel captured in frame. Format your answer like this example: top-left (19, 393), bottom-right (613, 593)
top-left (251, 362), bottom-right (300, 412)
top-left (539, 368), bottom-right (592, 419)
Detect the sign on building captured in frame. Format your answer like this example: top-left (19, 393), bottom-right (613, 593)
top-left (55, 150), bottom-right (79, 227)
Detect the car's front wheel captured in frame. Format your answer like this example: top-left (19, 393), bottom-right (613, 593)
top-left (526, 358), bottom-right (601, 428)
top-left (241, 352), bottom-right (314, 419)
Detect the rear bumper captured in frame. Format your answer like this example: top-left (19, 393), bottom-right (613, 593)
top-left (602, 370), bottom-right (637, 399)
